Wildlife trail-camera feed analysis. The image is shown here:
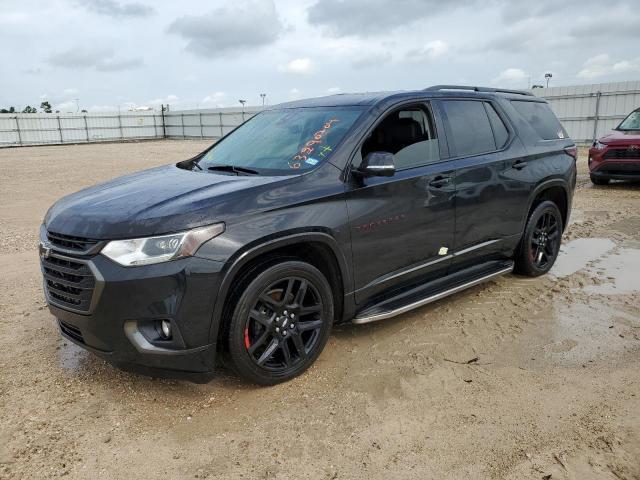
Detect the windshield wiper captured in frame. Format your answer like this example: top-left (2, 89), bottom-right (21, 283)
top-left (207, 165), bottom-right (259, 175)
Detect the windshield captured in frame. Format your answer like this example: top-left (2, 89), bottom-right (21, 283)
top-left (617, 110), bottom-right (640, 131)
top-left (197, 107), bottom-right (365, 175)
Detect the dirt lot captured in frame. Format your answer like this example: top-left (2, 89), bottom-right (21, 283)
top-left (0, 140), bottom-right (639, 480)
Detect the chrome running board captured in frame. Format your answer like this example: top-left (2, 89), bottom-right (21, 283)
top-left (352, 264), bottom-right (513, 325)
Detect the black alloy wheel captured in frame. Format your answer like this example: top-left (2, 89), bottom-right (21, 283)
top-left (245, 277), bottom-right (323, 370)
top-left (226, 261), bottom-right (333, 385)
top-left (514, 200), bottom-right (563, 277)
top-left (530, 211), bottom-right (560, 269)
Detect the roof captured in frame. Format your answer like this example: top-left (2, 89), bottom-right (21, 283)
top-left (272, 85), bottom-right (538, 110)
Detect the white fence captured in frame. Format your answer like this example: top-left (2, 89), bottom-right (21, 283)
top-left (0, 107), bottom-right (260, 147)
top-left (163, 107), bottom-right (260, 140)
top-left (2, 81), bottom-right (639, 147)
top-left (0, 111), bottom-right (164, 146)
top-left (532, 80), bottom-right (640, 144)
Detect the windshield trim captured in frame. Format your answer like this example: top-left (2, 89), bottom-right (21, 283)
top-left (192, 105), bottom-right (367, 176)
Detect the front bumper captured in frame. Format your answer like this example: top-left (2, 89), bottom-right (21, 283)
top-left (42, 242), bottom-right (226, 382)
top-left (588, 148), bottom-right (640, 180)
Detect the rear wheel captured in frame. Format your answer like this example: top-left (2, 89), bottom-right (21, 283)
top-left (590, 175), bottom-right (609, 185)
top-left (514, 200), bottom-right (563, 277)
top-left (226, 261), bottom-right (333, 385)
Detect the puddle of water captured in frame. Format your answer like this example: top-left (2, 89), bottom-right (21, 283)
top-left (551, 238), bottom-right (615, 278)
top-left (583, 247), bottom-right (640, 294)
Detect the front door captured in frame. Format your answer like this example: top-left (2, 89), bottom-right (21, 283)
top-left (345, 102), bottom-right (457, 304)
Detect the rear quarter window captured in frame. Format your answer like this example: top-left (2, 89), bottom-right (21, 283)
top-left (511, 100), bottom-right (567, 140)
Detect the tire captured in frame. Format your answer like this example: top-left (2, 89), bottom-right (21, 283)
top-left (590, 175), bottom-right (609, 185)
top-left (225, 261), bottom-right (334, 385)
top-left (514, 200), bottom-right (563, 277)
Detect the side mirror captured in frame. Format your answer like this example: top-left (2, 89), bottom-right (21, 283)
top-left (356, 151), bottom-right (396, 177)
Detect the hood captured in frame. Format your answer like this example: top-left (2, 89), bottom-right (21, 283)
top-left (599, 129), bottom-right (640, 145)
top-left (44, 165), bottom-right (291, 239)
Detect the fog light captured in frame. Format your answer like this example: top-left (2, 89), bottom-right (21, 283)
top-left (160, 320), bottom-right (172, 339)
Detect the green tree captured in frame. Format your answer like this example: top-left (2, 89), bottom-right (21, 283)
top-left (40, 101), bottom-right (52, 113)
top-left (0, 107), bottom-right (16, 113)
top-left (22, 105), bottom-right (37, 113)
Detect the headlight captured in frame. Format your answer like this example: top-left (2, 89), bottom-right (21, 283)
top-left (101, 223), bottom-right (224, 267)
top-left (593, 140), bottom-right (607, 150)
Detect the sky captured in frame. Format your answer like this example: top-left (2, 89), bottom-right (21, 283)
top-left (1, 0), bottom-right (639, 112)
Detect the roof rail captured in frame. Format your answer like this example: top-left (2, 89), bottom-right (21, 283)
top-left (424, 85), bottom-right (534, 96)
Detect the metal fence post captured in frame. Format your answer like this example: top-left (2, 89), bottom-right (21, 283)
top-left (83, 114), bottom-right (89, 142)
top-left (181, 114), bottom-right (185, 139)
top-left (592, 91), bottom-right (602, 142)
top-left (152, 112), bottom-right (157, 138)
top-left (15, 116), bottom-right (22, 145)
top-left (219, 112), bottom-right (224, 138)
top-left (199, 112), bottom-right (203, 138)
top-left (56, 115), bottom-right (63, 144)
top-left (161, 105), bottom-right (167, 139)
top-left (117, 112), bottom-right (124, 139)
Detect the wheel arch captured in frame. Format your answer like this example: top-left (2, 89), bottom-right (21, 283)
top-left (523, 179), bottom-right (570, 232)
top-left (208, 231), bottom-right (351, 346)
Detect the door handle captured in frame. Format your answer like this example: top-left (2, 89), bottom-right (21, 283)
top-left (428, 175), bottom-right (451, 188)
top-left (512, 160), bottom-right (528, 170)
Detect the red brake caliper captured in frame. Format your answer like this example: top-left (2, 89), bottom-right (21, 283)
top-left (244, 327), bottom-right (250, 349)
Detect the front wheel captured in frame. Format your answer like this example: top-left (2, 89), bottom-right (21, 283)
top-left (226, 261), bottom-right (334, 385)
top-left (514, 200), bottom-right (563, 277)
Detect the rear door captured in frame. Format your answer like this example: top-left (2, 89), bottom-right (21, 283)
top-left (437, 98), bottom-right (531, 271)
top-left (345, 101), bottom-right (456, 304)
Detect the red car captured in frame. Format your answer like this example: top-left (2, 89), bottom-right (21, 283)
top-left (589, 108), bottom-right (640, 185)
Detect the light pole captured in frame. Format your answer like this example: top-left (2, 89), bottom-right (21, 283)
top-left (544, 73), bottom-right (553, 88)
top-left (260, 93), bottom-right (266, 107)
top-left (239, 99), bottom-right (246, 112)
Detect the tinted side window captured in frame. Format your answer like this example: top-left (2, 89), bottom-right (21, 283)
top-left (442, 100), bottom-right (495, 157)
top-left (361, 104), bottom-right (439, 170)
top-left (511, 100), bottom-right (566, 140)
top-left (484, 103), bottom-right (509, 149)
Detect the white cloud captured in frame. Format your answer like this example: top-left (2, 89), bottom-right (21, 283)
top-left (201, 92), bottom-right (226, 107)
top-left (576, 54), bottom-right (640, 79)
top-left (148, 94), bottom-right (180, 107)
top-left (406, 40), bottom-right (449, 62)
top-left (280, 57), bottom-right (314, 74)
top-left (491, 68), bottom-right (528, 86)
top-left (88, 105), bottom-right (118, 112)
top-left (613, 59), bottom-right (640, 74)
top-left (53, 100), bottom-right (78, 112)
